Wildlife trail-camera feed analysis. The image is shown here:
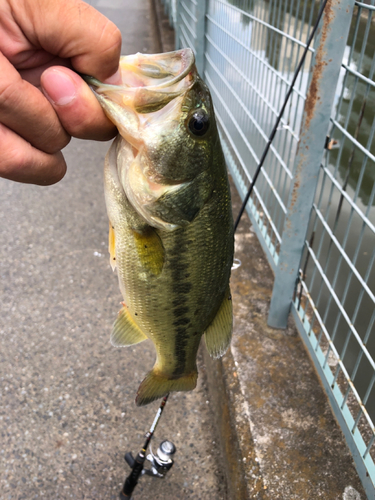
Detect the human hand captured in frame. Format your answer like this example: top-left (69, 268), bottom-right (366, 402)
top-left (0, 0), bottom-right (122, 185)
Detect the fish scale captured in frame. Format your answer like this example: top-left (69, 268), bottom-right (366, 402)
top-left (85, 49), bottom-right (234, 406)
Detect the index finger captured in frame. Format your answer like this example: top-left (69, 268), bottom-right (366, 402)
top-left (0, 52), bottom-right (70, 154)
top-left (11, 0), bottom-right (122, 81)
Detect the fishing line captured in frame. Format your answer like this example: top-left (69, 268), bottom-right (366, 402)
top-left (120, 394), bottom-right (171, 499)
top-left (233, 0), bottom-right (330, 233)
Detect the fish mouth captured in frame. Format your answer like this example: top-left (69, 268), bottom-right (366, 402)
top-left (83, 48), bottom-right (196, 114)
top-left (85, 49), bottom-right (201, 231)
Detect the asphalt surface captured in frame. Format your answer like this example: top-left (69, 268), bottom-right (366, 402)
top-left (0, 1), bottom-right (226, 499)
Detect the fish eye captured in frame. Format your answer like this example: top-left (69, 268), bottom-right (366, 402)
top-left (188, 110), bottom-right (210, 137)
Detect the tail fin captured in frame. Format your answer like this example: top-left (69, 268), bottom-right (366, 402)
top-left (136, 369), bottom-right (198, 406)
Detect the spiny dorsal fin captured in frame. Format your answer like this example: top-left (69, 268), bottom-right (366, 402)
top-left (204, 286), bottom-right (233, 359)
top-left (111, 305), bottom-right (148, 347)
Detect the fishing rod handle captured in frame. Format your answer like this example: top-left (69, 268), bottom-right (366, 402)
top-left (121, 452), bottom-right (145, 498)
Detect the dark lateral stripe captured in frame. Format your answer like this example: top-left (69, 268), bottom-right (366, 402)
top-left (173, 282), bottom-right (192, 294)
top-left (173, 327), bottom-right (189, 376)
top-left (173, 306), bottom-right (189, 317)
top-left (172, 296), bottom-right (188, 307)
top-left (173, 317), bottom-right (190, 327)
top-left (170, 233), bottom-right (194, 377)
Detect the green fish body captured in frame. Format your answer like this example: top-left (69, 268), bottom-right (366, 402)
top-left (86, 49), bottom-right (234, 406)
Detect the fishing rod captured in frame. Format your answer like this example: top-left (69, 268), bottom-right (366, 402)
top-left (119, 394), bottom-right (176, 499)
top-left (234, 0), bottom-right (330, 233)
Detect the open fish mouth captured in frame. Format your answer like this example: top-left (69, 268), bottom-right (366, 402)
top-left (83, 48), bottom-right (213, 232)
top-left (84, 48), bottom-right (197, 114)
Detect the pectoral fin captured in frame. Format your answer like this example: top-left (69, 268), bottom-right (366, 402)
top-left (204, 286), bottom-right (233, 358)
top-left (133, 227), bottom-right (164, 276)
top-left (108, 223), bottom-right (116, 271)
top-left (111, 305), bottom-right (148, 347)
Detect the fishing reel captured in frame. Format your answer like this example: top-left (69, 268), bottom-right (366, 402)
top-left (125, 440), bottom-right (176, 479)
top-left (120, 439), bottom-right (176, 499)
top-left (146, 440), bottom-right (176, 477)
top-left (119, 395), bottom-right (173, 499)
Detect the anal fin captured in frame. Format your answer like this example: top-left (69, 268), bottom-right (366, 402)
top-left (204, 285), bottom-right (233, 359)
top-left (111, 305), bottom-right (148, 347)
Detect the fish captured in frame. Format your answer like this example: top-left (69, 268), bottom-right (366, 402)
top-left (84, 49), bottom-right (234, 406)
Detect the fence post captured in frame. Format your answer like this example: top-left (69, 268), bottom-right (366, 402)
top-left (267, 0), bottom-right (355, 329)
top-left (194, 0), bottom-right (208, 76)
top-left (168, 0), bottom-right (174, 26)
top-left (174, 0), bottom-right (181, 49)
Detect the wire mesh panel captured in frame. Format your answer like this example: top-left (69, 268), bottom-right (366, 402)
top-left (175, 0), bottom-right (208, 75)
top-left (176, 0), bottom-right (197, 48)
top-left (293, 0), bottom-right (375, 492)
top-left (203, 0), bottom-right (322, 268)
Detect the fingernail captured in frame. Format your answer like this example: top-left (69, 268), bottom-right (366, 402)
top-left (103, 69), bottom-right (122, 85)
top-left (42, 69), bottom-right (77, 106)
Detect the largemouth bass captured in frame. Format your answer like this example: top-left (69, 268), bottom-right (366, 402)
top-left (85, 49), bottom-right (234, 406)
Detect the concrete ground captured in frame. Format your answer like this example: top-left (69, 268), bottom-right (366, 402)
top-left (0, 1), bottom-right (226, 499)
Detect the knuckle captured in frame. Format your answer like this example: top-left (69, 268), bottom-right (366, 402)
top-left (0, 78), bottom-right (24, 110)
top-left (0, 149), bottom-right (32, 181)
top-left (38, 126), bottom-right (71, 155)
top-left (0, 127), bottom-right (33, 177)
top-left (0, 124), bottom-right (67, 185)
top-left (56, 98), bottom-right (116, 140)
top-left (96, 22), bottom-right (122, 76)
top-left (101, 20), bottom-right (122, 51)
top-left (72, 117), bottom-right (116, 141)
top-left (0, 78), bottom-right (70, 154)
top-left (111, 26), bottom-right (122, 53)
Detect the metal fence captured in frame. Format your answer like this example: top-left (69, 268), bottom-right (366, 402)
top-left (161, 0), bottom-right (375, 496)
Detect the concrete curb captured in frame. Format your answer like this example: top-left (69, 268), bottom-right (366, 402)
top-left (203, 348), bottom-right (264, 500)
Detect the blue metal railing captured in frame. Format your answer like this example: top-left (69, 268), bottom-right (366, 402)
top-left (162, 0), bottom-right (375, 496)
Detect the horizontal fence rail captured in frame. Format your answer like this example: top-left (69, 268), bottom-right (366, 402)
top-left (164, 0), bottom-right (375, 496)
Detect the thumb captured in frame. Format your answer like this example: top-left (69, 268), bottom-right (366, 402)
top-left (41, 66), bottom-right (117, 141)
